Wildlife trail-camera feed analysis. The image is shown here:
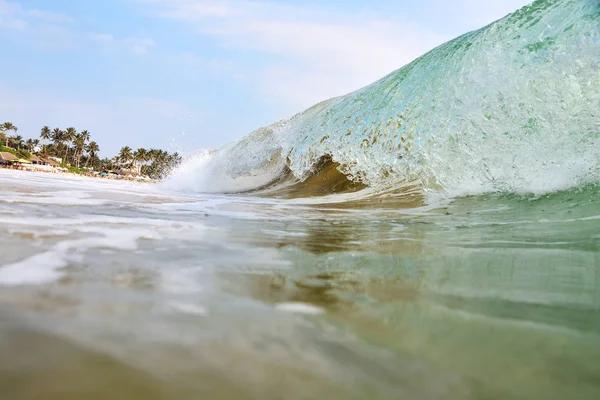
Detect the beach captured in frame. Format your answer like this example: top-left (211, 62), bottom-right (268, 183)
top-left (0, 161), bottom-right (157, 183)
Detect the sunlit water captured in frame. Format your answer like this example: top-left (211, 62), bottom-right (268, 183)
top-left (1, 169), bottom-right (599, 399)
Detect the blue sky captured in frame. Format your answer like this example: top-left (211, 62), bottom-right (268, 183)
top-left (0, 0), bottom-right (530, 157)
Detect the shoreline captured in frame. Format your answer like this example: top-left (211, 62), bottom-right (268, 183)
top-left (0, 164), bottom-right (158, 183)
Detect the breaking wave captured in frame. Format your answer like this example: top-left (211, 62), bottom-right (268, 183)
top-left (167, 0), bottom-right (600, 200)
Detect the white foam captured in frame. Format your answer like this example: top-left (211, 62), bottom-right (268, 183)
top-left (162, 149), bottom-right (215, 193)
top-left (0, 251), bottom-right (67, 285)
top-left (164, 136), bottom-right (287, 194)
top-left (160, 268), bottom-right (204, 295)
top-left (275, 302), bottom-right (325, 315)
top-left (0, 188), bottom-right (110, 206)
top-left (166, 301), bottom-right (208, 316)
top-left (0, 227), bottom-right (157, 286)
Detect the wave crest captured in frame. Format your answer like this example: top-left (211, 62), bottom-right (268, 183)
top-left (169, 0), bottom-right (600, 199)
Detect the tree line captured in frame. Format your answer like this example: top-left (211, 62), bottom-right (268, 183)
top-left (1, 121), bottom-right (182, 179)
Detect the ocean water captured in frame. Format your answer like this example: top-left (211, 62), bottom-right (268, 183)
top-left (1, 169), bottom-right (599, 399)
top-left (1, 0), bottom-right (600, 398)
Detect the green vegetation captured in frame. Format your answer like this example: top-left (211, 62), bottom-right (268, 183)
top-left (0, 145), bottom-right (31, 160)
top-left (1, 121), bottom-right (182, 179)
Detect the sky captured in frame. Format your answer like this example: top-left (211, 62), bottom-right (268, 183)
top-left (0, 0), bottom-right (531, 157)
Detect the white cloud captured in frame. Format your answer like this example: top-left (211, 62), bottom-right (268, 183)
top-left (0, 16), bottom-right (27, 30)
top-left (0, 1), bottom-right (154, 55)
top-left (177, 51), bottom-right (235, 74)
top-left (91, 35), bottom-right (158, 55)
top-left (0, 0), bottom-right (19, 15)
top-left (90, 33), bottom-right (115, 44)
top-left (449, 0), bottom-right (532, 27)
top-left (0, 0), bottom-right (26, 30)
top-left (133, 0), bottom-right (532, 112)
top-left (91, 34), bottom-right (157, 54)
top-left (135, 0), bottom-right (449, 110)
top-left (164, 1), bottom-right (235, 17)
top-left (0, 1), bottom-right (72, 30)
top-left (0, 0), bottom-right (78, 50)
top-left (26, 9), bottom-right (73, 23)
top-left (125, 37), bottom-right (156, 55)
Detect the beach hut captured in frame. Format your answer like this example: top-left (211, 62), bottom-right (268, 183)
top-left (40, 157), bottom-right (59, 168)
top-left (0, 152), bottom-right (18, 166)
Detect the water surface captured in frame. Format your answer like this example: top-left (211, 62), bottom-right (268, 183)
top-left (1, 170), bottom-right (599, 399)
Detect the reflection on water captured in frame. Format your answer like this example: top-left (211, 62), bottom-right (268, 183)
top-left (0, 171), bottom-right (600, 399)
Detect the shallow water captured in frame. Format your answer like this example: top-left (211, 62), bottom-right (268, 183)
top-left (1, 169), bottom-right (599, 399)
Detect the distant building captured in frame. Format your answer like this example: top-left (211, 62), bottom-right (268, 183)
top-left (0, 151), bottom-right (18, 165)
top-left (40, 157), bottom-right (59, 168)
top-left (30, 155), bottom-right (43, 165)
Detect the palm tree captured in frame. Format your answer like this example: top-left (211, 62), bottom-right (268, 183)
top-left (80, 130), bottom-right (90, 143)
top-left (25, 138), bottom-right (35, 152)
top-left (51, 128), bottom-right (62, 142)
top-left (100, 157), bottom-right (115, 171)
top-left (40, 126), bottom-right (51, 154)
top-left (1, 122), bottom-right (17, 134)
top-left (2, 122), bottom-right (17, 147)
top-left (118, 146), bottom-right (133, 169)
top-left (40, 126), bottom-right (51, 141)
top-left (51, 128), bottom-right (64, 159)
top-left (63, 127), bottom-right (77, 163)
top-left (1, 120), bottom-right (181, 177)
top-left (73, 133), bottom-right (86, 168)
top-left (51, 128), bottom-right (65, 151)
top-left (133, 148), bottom-right (147, 173)
top-left (76, 130), bottom-right (91, 168)
top-left (147, 148), bottom-right (159, 163)
top-left (143, 149), bottom-right (177, 179)
top-left (10, 135), bottom-right (24, 150)
top-left (84, 141), bottom-right (100, 169)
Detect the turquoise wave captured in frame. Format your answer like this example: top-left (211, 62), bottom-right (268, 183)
top-left (171, 0), bottom-right (600, 197)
